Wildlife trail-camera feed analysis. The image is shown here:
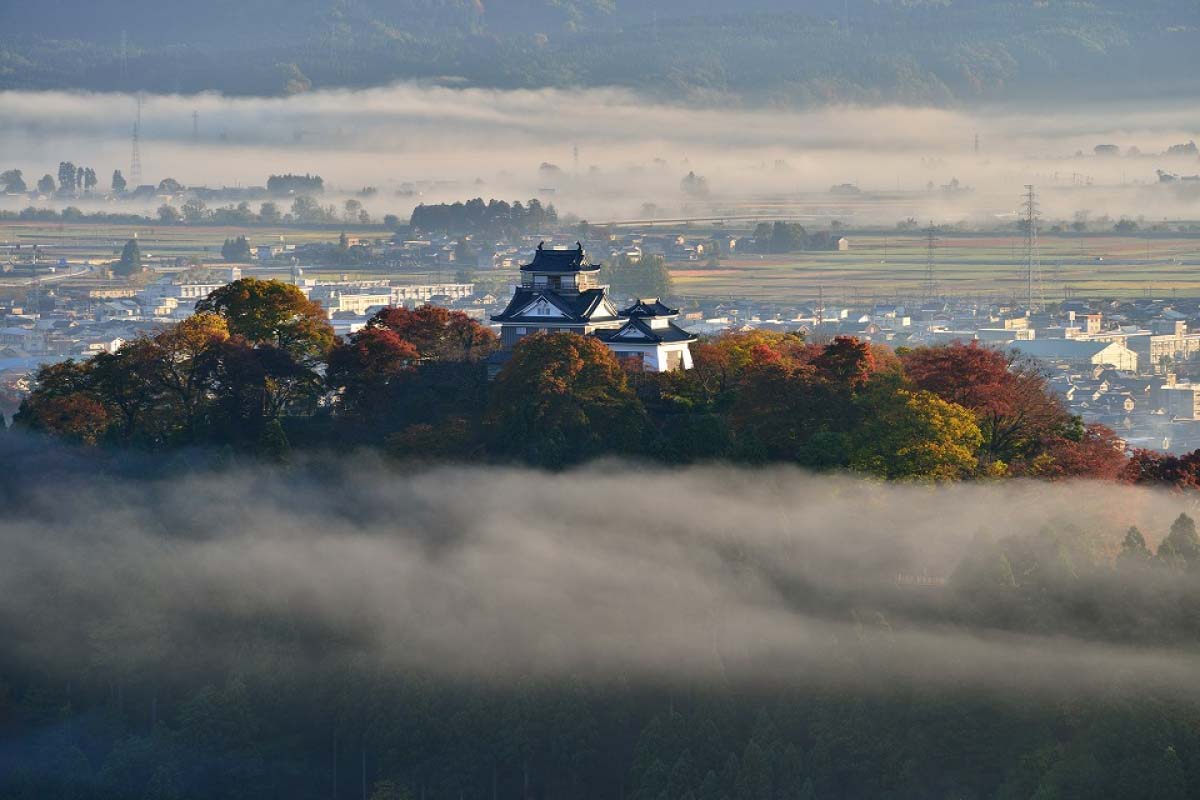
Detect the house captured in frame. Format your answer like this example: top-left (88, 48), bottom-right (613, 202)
top-left (491, 243), bottom-right (695, 372)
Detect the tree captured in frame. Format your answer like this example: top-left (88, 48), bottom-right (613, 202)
top-left (13, 360), bottom-right (110, 444)
top-left (486, 332), bottom-right (646, 467)
top-left (221, 236), bottom-right (252, 263)
top-left (1117, 526), bottom-right (1153, 570)
top-left (327, 327), bottom-right (420, 419)
top-left (37, 174), bottom-right (55, 194)
top-left (180, 197), bottom-right (208, 222)
top-left (902, 342), bottom-right (1071, 468)
top-left (258, 201), bottom-right (281, 224)
top-left (195, 278), bottom-right (333, 362)
top-left (601, 254), bottom-right (672, 300)
top-left (0, 169), bottom-right (26, 193)
top-left (343, 198), bottom-right (363, 223)
top-left (57, 162), bottom-right (77, 192)
top-left (849, 388), bottom-right (982, 480)
top-left (1158, 513), bottom-right (1200, 571)
top-left (157, 204), bottom-right (181, 223)
top-left (113, 238), bottom-right (143, 276)
top-left (158, 177), bottom-right (183, 193)
top-left (364, 306), bottom-right (497, 363)
top-left (111, 169), bottom-right (127, 193)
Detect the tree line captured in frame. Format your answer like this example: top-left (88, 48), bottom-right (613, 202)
top-left (7, 276), bottom-right (1180, 486)
top-left (410, 198), bottom-right (557, 236)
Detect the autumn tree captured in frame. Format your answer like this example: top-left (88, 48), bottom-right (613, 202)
top-left (901, 342), bottom-right (1071, 469)
top-left (327, 327), bottom-right (419, 420)
top-left (486, 332), bottom-right (646, 467)
top-left (14, 360), bottom-right (111, 444)
top-left (195, 278), bottom-right (333, 362)
top-left (849, 388), bottom-right (982, 480)
top-left (363, 306), bottom-right (497, 363)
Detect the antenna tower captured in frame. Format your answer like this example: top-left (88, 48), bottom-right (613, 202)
top-left (924, 222), bottom-right (938, 302)
top-left (1021, 185), bottom-right (1043, 310)
top-left (129, 94), bottom-right (144, 187)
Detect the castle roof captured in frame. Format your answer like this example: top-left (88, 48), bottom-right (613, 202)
top-left (620, 298), bottom-right (678, 318)
top-left (521, 242), bottom-right (599, 273)
top-left (491, 287), bottom-right (619, 325)
top-left (594, 318), bottom-right (696, 345)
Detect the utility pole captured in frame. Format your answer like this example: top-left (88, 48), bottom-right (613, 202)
top-left (924, 222), bottom-right (937, 302)
top-left (192, 110), bottom-right (199, 142)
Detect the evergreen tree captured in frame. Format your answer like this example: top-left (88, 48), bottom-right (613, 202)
top-left (114, 238), bottom-right (143, 276)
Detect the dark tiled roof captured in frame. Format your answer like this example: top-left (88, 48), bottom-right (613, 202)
top-left (620, 298), bottom-right (678, 318)
top-left (521, 242), bottom-right (599, 273)
top-left (492, 288), bottom-right (619, 324)
top-left (593, 318), bottom-right (696, 344)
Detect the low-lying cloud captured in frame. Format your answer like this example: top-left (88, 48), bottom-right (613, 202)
top-left (1, 84), bottom-right (1197, 222)
top-left (2, 443), bottom-right (1198, 699)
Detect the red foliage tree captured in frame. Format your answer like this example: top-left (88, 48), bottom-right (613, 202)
top-left (901, 342), bottom-right (1071, 465)
top-left (1017, 423), bottom-right (1129, 481)
top-left (365, 305), bottom-right (497, 363)
top-left (328, 327), bottom-right (421, 417)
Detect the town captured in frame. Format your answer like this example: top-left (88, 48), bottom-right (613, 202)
top-left (4, 205), bottom-right (1200, 453)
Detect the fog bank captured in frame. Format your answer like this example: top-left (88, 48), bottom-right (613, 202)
top-left (1, 84), bottom-right (1198, 223)
top-left (2, 449), bottom-right (1198, 697)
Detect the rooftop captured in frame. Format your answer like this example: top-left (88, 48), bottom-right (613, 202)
top-left (521, 242), bottom-right (599, 273)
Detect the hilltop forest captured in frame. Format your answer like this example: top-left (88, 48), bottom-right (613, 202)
top-left (1, 0), bottom-right (1196, 103)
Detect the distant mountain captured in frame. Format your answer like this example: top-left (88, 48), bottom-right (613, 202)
top-left (1, 0), bottom-right (1196, 103)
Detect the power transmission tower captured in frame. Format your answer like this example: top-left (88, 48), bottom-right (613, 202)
top-left (924, 222), bottom-right (938, 303)
top-left (129, 94), bottom-right (143, 187)
top-left (1020, 185), bottom-right (1043, 311)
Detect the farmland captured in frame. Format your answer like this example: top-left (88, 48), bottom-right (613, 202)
top-left (3, 220), bottom-right (1200, 306)
top-left (670, 232), bottom-right (1200, 304)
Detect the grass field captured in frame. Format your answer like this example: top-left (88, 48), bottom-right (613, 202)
top-left (670, 233), bottom-right (1200, 304)
top-left (3, 222), bottom-right (1200, 305)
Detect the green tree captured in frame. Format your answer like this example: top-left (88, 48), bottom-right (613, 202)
top-left (221, 236), bottom-right (252, 262)
top-left (36, 173), bottom-right (55, 193)
top-left (157, 177), bottom-right (182, 193)
top-left (258, 201), bottom-right (281, 224)
top-left (157, 204), bottom-right (181, 223)
top-left (114, 238), bottom-right (143, 276)
top-left (111, 169), bottom-right (127, 193)
top-left (1158, 513), bottom-right (1200, 571)
top-left (1117, 526), bottom-right (1153, 570)
top-left (0, 169), bottom-right (26, 193)
top-left (57, 161), bottom-right (77, 192)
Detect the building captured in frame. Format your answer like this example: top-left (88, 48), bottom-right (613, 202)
top-left (491, 243), bottom-right (695, 372)
top-left (1012, 339), bottom-right (1138, 372)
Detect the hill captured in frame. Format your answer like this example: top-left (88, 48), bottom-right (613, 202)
top-left (0, 0), bottom-right (1197, 103)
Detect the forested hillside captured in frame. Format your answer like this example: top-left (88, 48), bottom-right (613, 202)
top-left (0, 0), bottom-right (1196, 102)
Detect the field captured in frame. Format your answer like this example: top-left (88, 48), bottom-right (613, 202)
top-left (4, 221), bottom-right (1200, 305)
top-left (670, 233), bottom-right (1200, 305)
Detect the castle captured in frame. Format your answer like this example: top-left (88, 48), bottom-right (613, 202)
top-left (491, 243), bottom-right (695, 371)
